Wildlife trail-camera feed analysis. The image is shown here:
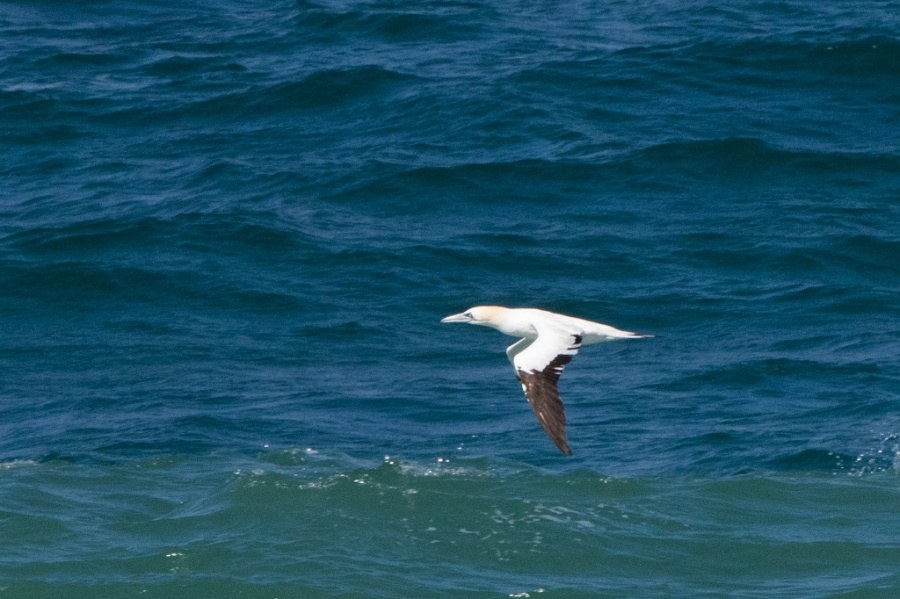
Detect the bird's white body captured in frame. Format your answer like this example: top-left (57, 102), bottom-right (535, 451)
top-left (441, 305), bottom-right (648, 455)
top-left (466, 306), bottom-right (642, 344)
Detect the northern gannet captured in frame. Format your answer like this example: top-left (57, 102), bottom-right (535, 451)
top-left (441, 306), bottom-right (649, 455)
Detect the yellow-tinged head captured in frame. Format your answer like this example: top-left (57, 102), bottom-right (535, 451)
top-left (440, 305), bottom-right (508, 326)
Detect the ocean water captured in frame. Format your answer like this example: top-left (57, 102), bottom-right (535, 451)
top-left (2, 0), bottom-right (899, 597)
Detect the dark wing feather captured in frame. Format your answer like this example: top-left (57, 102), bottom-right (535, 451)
top-left (514, 334), bottom-right (582, 455)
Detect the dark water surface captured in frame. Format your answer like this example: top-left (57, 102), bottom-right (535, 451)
top-left (2, 1), bottom-right (899, 597)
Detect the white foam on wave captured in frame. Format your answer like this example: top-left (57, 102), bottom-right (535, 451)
top-left (0, 459), bottom-right (39, 470)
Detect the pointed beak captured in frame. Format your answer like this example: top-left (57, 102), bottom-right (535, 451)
top-left (441, 312), bottom-right (471, 324)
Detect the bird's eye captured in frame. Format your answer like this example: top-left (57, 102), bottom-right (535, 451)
top-left (464, 311), bottom-right (474, 319)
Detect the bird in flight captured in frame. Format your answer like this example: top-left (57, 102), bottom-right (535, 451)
top-left (441, 306), bottom-right (649, 455)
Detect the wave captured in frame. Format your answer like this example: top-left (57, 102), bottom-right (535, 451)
top-left (676, 36), bottom-right (900, 78)
top-left (623, 137), bottom-right (900, 182)
top-left (666, 356), bottom-right (882, 389)
top-left (3, 447), bottom-right (899, 597)
top-left (3, 63), bottom-right (419, 131)
top-left (326, 137), bottom-right (900, 210)
top-left (522, 35), bottom-right (900, 81)
top-left (294, 4), bottom-right (487, 43)
top-left (0, 213), bottom-right (316, 313)
top-left (174, 65), bottom-right (418, 122)
top-left (2, 211), bottom-right (307, 255)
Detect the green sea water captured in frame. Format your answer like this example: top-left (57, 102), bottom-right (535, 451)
top-left (4, 454), bottom-right (900, 598)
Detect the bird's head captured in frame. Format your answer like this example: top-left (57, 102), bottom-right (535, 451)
top-left (441, 306), bottom-right (507, 327)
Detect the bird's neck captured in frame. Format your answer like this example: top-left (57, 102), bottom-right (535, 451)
top-left (484, 309), bottom-right (538, 338)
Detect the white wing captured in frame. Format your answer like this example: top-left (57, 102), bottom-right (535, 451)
top-left (511, 329), bottom-right (582, 455)
top-left (505, 337), bottom-right (534, 366)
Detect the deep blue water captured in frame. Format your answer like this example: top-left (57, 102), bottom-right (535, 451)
top-left (2, 1), bottom-right (900, 597)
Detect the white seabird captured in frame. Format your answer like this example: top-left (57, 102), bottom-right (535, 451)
top-left (441, 306), bottom-right (649, 455)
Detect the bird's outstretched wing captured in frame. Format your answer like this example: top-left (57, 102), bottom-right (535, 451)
top-left (511, 331), bottom-right (583, 455)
